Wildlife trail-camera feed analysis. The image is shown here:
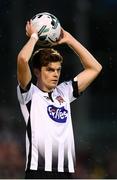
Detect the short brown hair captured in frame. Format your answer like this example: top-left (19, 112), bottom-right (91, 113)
top-left (32, 48), bottom-right (63, 70)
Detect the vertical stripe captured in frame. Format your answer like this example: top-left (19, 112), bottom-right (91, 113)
top-left (26, 118), bottom-right (32, 169)
top-left (72, 141), bottom-right (76, 169)
top-left (45, 137), bottom-right (52, 171)
top-left (52, 143), bottom-right (58, 171)
top-left (38, 151), bottom-right (45, 170)
top-left (58, 142), bottom-right (64, 172)
top-left (26, 101), bottom-right (32, 170)
top-left (64, 143), bottom-right (68, 172)
top-left (68, 140), bottom-right (74, 172)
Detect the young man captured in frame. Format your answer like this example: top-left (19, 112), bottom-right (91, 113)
top-left (17, 20), bottom-right (102, 179)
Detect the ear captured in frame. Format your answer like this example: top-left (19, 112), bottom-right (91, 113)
top-left (34, 68), bottom-right (40, 78)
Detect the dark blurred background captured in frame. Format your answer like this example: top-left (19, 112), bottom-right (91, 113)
top-left (0, 0), bottom-right (117, 178)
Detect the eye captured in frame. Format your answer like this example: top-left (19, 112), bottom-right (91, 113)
top-left (47, 68), bottom-right (54, 72)
top-left (57, 68), bottom-right (61, 72)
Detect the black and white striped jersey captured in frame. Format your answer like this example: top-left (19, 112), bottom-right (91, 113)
top-left (17, 80), bottom-right (79, 173)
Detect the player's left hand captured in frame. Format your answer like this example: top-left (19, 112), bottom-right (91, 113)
top-left (53, 28), bottom-right (73, 46)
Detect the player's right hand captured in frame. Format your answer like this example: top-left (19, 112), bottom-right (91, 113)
top-left (25, 20), bottom-right (38, 37)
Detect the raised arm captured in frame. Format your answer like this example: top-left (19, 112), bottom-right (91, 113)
top-left (58, 29), bottom-right (102, 93)
top-left (17, 20), bottom-right (38, 90)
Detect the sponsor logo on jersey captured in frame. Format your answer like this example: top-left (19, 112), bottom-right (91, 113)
top-left (47, 105), bottom-right (68, 123)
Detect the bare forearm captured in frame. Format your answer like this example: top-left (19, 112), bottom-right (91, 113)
top-left (17, 35), bottom-right (38, 89)
top-left (58, 29), bottom-right (102, 93)
top-left (18, 36), bottom-right (38, 63)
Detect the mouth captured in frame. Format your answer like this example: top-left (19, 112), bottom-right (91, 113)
top-left (52, 80), bottom-right (58, 83)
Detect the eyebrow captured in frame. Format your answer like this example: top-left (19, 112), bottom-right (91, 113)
top-left (47, 67), bottom-right (61, 71)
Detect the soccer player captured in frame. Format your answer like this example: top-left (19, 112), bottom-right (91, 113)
top-left (17, 20), bottom-right (102, 179)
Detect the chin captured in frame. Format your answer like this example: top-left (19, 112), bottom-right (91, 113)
top-left (51, 85), bottom-right (57, 89)
top-left (49, 84), bottom-right (57, 90)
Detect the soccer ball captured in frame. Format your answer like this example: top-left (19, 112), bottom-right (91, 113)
top-left (31, 12), bottom-right (61, 46)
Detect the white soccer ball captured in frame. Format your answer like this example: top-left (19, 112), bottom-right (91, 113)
top-left (31, 12), bottom-right (61, 46)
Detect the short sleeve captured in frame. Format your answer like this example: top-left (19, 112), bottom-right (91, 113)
top-left (17, 82), bottom-right (35, 105)
top-left (57, 80), bottom-right (79, 103)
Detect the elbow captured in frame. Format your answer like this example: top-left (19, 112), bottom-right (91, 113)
top-left (17, 53), bottom-right (27, 64)
top-left (91, 64), bottom-right (102, 79)
top-left (97, 64), bottom-right (102, 74)
top-left (95, 63), bottom-right (102, 76)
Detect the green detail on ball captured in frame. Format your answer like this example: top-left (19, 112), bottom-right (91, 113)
top-left (43, 28), bottom-right (50, 33)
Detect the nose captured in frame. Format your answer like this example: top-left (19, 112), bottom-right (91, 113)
top-left (54, 70), bottom-right (59, 77)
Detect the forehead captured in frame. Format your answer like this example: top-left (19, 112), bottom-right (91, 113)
top-left (45, 62), bottom-right (62, 69)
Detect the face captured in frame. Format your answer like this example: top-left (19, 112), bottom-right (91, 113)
top-left (36, 62), bottom-right (62, 92)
